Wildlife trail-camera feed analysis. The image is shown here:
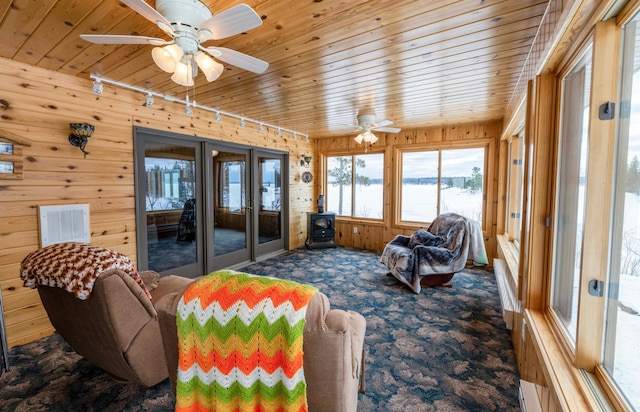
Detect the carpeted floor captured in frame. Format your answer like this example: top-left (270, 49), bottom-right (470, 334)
top-left (0, 247), bottom-right (520, 411)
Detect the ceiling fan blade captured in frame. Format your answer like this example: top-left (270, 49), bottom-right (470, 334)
top-left (373, 126), bottom-right (401, 133)
top-left (120, 0), bottom-right (174, 35)
top-left (80, 34), bottom-right (170, 45)
top-left (374, 119), bottom-right (393, 127)
top-left (204, 47), bottom-right (269, 74)
top-left (199, 4), bottom-right (263, 40)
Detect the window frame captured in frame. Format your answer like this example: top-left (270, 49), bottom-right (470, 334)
top-left (394, 140), bottom-right (492, 232)
top-left (549, 44), bottom-right (593, 347)
top-left (504, 130), bottom-right (526, 249)
top-left (497, 15), bottom-right (630, 411)
top-left (322, 149), bottom-right (386, 221)
top-left (597, 8), bottom-right (640, 410)
top-left (532, 17), bottom-right (625, 410)
top-left (545, 20), bottom-right (619, 371)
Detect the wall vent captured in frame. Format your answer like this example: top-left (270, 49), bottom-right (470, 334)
top-left (38, 204), bottom-right (90, 247)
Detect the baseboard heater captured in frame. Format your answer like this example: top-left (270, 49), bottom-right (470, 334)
top-left (493, 258), bottom-right (516, 330)
top-left (519, 380), bottom-right (543, 412)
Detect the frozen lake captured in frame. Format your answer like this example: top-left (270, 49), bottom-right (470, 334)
top-left (326, 183), bottom-right (483, 222)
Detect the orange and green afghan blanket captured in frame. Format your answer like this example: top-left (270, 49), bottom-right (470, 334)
top-left (176, 270), bottom-right (318, 412)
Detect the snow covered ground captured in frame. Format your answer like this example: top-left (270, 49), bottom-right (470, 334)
top-left (326, 183), bottom-right (482, 222)
top-left (612, 274), bottom-right (640, 408)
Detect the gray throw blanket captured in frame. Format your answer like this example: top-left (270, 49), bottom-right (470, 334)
top-left (380, 213), bottom-right (487, 293)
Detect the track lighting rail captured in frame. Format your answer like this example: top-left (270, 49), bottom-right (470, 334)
top-left (89, 74), bottom-right (309, 142)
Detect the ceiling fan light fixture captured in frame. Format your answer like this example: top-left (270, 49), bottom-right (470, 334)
top-left (171, 61), bottom-right (194, 86)
top-left (152, 44), bottom-right (183, 73)
top-left (195, 52), bottom-right (224, 82)
top-left (355, 130), bottom-right (377, 145)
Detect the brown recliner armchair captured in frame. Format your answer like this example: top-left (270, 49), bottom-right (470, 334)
top-left (155, 286), bottom-right (367, 411)
top-left (21, 242), bottom-right (194, 387)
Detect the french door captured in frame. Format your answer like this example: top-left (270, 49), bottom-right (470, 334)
top-left (207, 143), bottom-right (251, 270)
top-left (134, 128), bottom-right (287, 277)
top-left (255, 153), bottom-right (286, 257)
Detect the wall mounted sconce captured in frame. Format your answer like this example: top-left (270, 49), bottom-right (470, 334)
top-left (300, 155), bottom-right (312, 168)
top-left (69, 123), bottom-right (95, 158)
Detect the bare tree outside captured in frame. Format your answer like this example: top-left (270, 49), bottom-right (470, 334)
top-left (328, 156), bottom-right (371, 215)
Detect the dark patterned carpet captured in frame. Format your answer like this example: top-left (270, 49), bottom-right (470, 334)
top-left (0, 247), bottom-right (520, 411)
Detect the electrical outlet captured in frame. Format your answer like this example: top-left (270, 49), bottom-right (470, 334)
top-left (353, 227), bottom-right (358, 234)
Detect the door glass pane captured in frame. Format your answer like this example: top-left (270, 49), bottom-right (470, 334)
top-left (604, 15), bottom-right (640, 410)
top-left (214, 152), bottom-right (247, 256)
top-left (401, 151), bottom-right (439, 222)
top-left (327, 156), bottom-right (352, 216)
top-left (551, 48), bottom-right (592, 344)
top-left (258, 157), bottom-right (281, 244)
top-left (354, 153), bottom-right (384, 219)
top-left (144, 144), bottom-right (197, 272)
top-left (440, 148), bottom-right (484, 222)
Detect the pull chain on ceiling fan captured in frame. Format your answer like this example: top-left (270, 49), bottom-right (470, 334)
top-left (80, 0), bottom-right (268, 86)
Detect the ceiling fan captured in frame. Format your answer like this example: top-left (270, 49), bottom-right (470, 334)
top-left (80, 0), bottom-right (268, 87)
top-left (354, 107), bottom-right (401, 145)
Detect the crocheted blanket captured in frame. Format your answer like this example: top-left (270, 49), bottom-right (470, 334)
top-left (20, 242), bottom-right (151, 301)
top-left (176, 270), bottom-right (318, 412)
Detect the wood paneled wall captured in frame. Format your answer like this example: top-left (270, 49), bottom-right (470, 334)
top-left (316, 120), bottom-right (502, 256)
top-left (0, 57), bottom-right (315, 348)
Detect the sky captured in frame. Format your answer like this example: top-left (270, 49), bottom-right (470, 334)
top-left (326, 148), bottom-right (484, 182)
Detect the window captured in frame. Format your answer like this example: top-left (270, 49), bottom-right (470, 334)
top-left (326, 153), bottom-right (384, 219)
top-left (550, 46), bottom-right (592, 345)
top-left (400, 147), bottom-right (485, 224)
top-left (505, 132), bottom-right (525, 248)
top-left (603, 11), bottom-right (640, 409)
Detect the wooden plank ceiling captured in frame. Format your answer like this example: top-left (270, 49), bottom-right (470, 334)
top-left (0, 0), bottom-right (548, 138)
